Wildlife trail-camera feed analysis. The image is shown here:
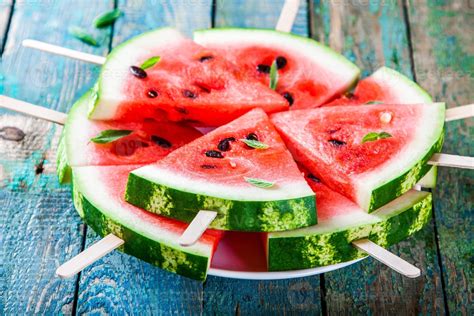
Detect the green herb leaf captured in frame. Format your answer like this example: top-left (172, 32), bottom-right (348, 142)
top-left (362, 131), bottom-right (392, 143)
top-left (269, 59), bottom-right (279, 90)
top-left (93, 9), bottom-right (123, 28)
top-left (240, 139), bottom-right (269, 149)
top-left (365, 100), bottom-right (384, 105)
top-left (69, 26), bottom-right (99, 46)
top-left (90, 129), bottom-right (133, 144)
top-left (140, 56), bottom-right (161, 70)
top-left (244, 177), bottom-right (275, 188)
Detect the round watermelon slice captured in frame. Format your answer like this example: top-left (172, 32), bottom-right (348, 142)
top-left (57, 90), bottom-right (202, 183)
top-left (267, 170), bottom-right (433, 271)
top-left (125, 108), bottom-right (316, 232)
top-left (324, 66), bottom-right (438, 188)
top-left (193, 28), bottom-right (360, 110)
top-left (72, 164), bottom-right (222, 281)
top-left (89, 27), bottom-right (288, 126)
top-left (271, 103), bottom-right (445, 212)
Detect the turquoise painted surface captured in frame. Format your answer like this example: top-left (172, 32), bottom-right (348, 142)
top-left (0, 0), bottom-right (471, 314)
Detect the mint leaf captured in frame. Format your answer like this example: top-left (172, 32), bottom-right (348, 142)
top-left (240, 139), bottom-right (269, 149)
top-left (91, 129), bottom-right (132, 144)
top-left (244, 177), bottom-right (275, 188)
top-left (94, 9), bottom-right (123, 28)
top-left (69, 27), bottom-right (99, 46)
top-left (362, 131), bottom-right (392, 143)
top-left (269, 59), bottom-right (279, 90)
top-left (140, 56), bottom-right (161, 70)
top-left (365, 101), bottom-right (384, 105)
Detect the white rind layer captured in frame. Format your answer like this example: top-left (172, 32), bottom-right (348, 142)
top-left (90, 28), bottom-right (187, 120)
top-left (132, 165), bottom-right (315, 202)
top-left (73, 165), bottom-right (211, 257)
top-left (354, 103), bottom-right (445, 210)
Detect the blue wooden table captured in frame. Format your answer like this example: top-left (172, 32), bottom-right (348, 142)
top-left (1, 0), bottom-right (472, 314)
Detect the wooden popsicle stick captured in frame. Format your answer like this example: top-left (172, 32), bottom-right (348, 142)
top-left (22, 39), bottom-right (106, 65)
top-left (56, 234), bottom-right (124, 278)
top-left (275, 0), bottom-right (300, 33)
top-left (178, 210), bottom-right (218, 246)
top-left (445, 104), bottom-right (474, 122)
top-left (0, 95), bottom-right (67, 125)
top-left (428, 153), bottom-right (474, 169)
top-left (352, 239), bottom-right (421, 278)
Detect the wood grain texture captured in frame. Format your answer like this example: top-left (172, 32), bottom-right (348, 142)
top-left (311, 1), bottom-right (446, 313)
top-left (1, 0), bottom-right (113, 313)
top-left (407, 0), bottom-right (473, 313)
top-left (0, 0), bottom-right (13, 52)
top-left (74, 1), bottom-right (213, 314)
top-left (204, 1), bottom-right (322, 314)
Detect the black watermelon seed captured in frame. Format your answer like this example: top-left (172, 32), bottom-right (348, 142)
top-left (257, 64), bottom-right (271, 74)
top-left (246, 133), bottom-right (258, 141)
top-left (307, 174), bottom-right (321, 183)
top-left (199, 55), bottom-right (213, 62)
top-left (130, 66), bottom-right (147, 79)
top-left (328, 139), bottom-right (346, 147)
top-left (276, 56), bottom-right (287, 69)
top-left (282, 92), bottom-right (294, 106)
top-left (205, 150), bottom-right (224, 158)
top-left (151, 135), bottom-right (172, 148)
top-left (147, 90), bottom-right (158, 98)
top-left (217, 137), bottom-right (236, 152)
top-left (183, 90), bottom-right (197, 99)
top-left (201, 164), bottom-right (217, 169)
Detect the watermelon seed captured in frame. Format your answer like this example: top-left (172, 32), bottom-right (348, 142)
top-left (276, 56), bottom-right (287, 69)
top-left (205, 150), bottom-right (224, 158)
top-left (199, 55), bottom-right (213, 62)
top-left (201, 164), bottom-right (217, 169)
top-left (257, 64), bottom-right (271, 74)
top-left (147, 90), bottom-right (158, 98)
top-left (246, 133), bottom-right (258, 141)
top-left (183, 90), bottom-right (197, 99)
top-left (380, 112), bottom-right (392, 123)
top-left (307, 174), bottom-right (321, 183)
top-left (151, 135), bottom-right (172, 148)
top-left (328, 139), bottom-right (346, 147)
top-left (129, 66), bottom-right (147, 79)
top-left (282, 92), bottom-right (294, 106)
top-left (217, 137), bottom-right (236, 151)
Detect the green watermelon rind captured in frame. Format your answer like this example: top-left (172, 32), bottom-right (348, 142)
top-left (268, 190), bottom-right (432, 271)
top-left (125, 172), bottom-right (317, 232)
top-left (372, 67), bottom-right (438, 189)
top-left (194, 28), bottom-right (361, 105)
top-left (72, 168), bottom-right (213, 281)
top-left (56, 129), bottom-right (71, 184)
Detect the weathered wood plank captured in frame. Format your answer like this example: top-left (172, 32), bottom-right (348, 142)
top-left (407, 1), bottom-right (473, 313)
top-left (1, 0), bottom-right (113, 313)
top-left (75, 1), bottom-right (213, 314)
top-left (0, 0), bottom-right (13, 52)
top-left (311, 1), bottom-right (446, 313)
top-left (204, 2), bottom-right (322, 314)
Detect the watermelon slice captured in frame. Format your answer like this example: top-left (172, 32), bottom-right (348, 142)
top-left (89, 27), bottom-right (288, 126)
top-left (125, 108), bottom-right (316, 232)
top-left (194, 28), bottom-right (360, 110)
top-left (57, 90), bottom-right (202, 183)
top-left (325, 67), bottom-right (438, 188)
top-left (271, 103), bottom-right (445, 212)
top-left (72, 164), bottom-right (222, 281)
top-left (267, 170), bottom-right (433, 271)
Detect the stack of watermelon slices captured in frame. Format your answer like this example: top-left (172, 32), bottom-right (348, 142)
top-left (58, 27), bottom-right (445, 280)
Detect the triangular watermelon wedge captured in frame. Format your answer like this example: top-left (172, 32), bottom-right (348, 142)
top-left (271, 103), bottom-right (445, 212)
top-left (89, 28), bottom-right (288, 126)
top-left (125, 108), bottom-right (316, 232)
top-left (194, 28), bottom-right (360, 110)
top-left (72, 164), bottom-right (222, 281)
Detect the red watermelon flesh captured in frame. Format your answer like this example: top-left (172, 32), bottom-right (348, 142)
top-left (193, 29), bottom-right (360, 110)
top-left (271, 103), bottom-right (445, 211)
top-left (92, 28), bottom-right (288, 126)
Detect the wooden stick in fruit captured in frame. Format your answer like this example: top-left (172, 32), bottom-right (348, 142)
top-left (178, 210), bottom-right (218, 246)
top-left (276, 0), bottom-right (300, 33)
